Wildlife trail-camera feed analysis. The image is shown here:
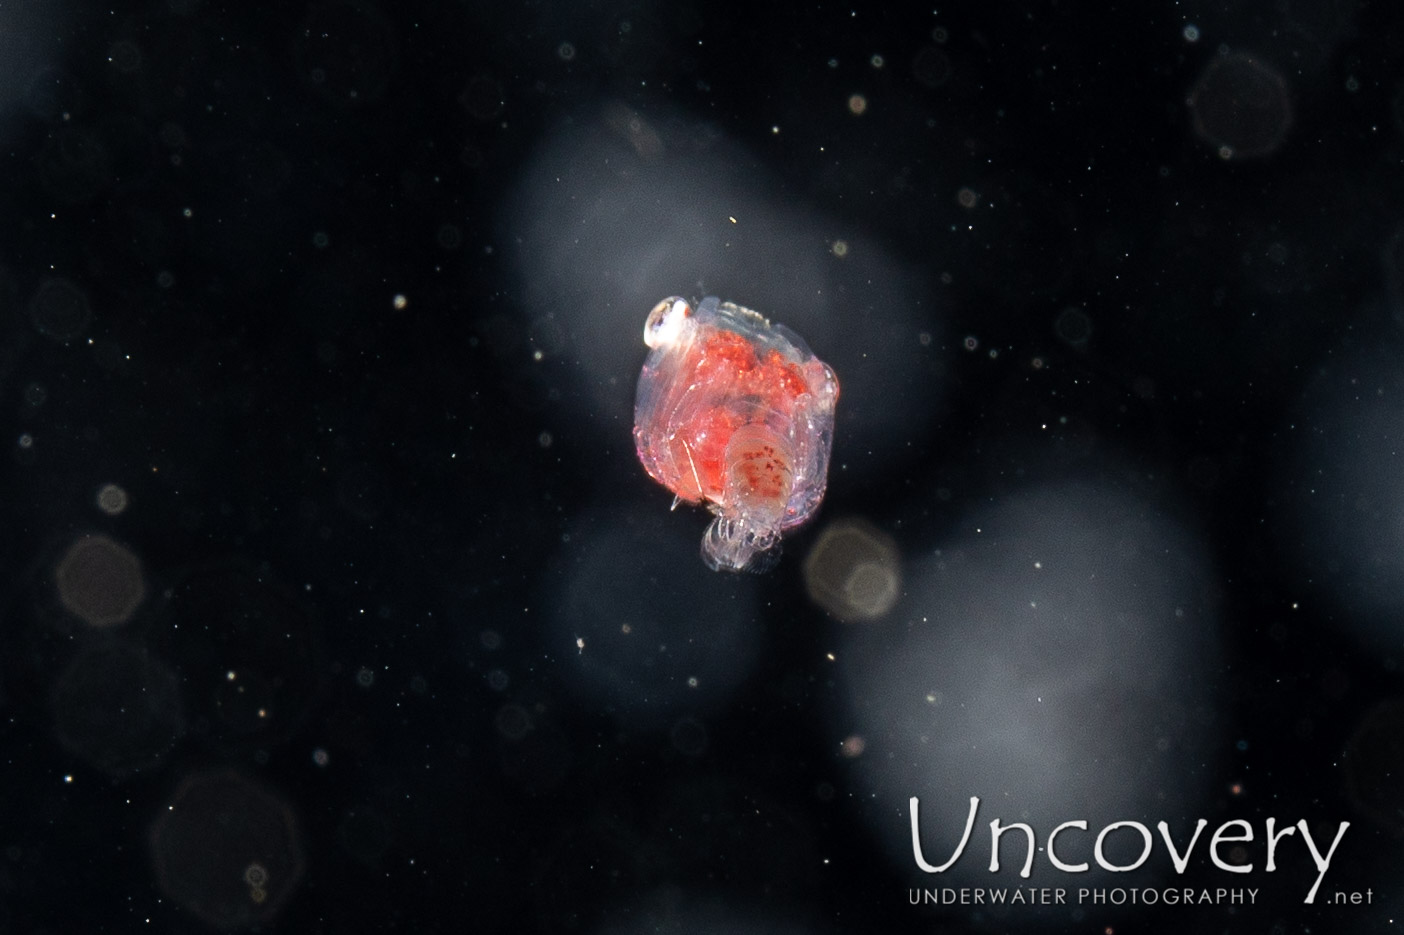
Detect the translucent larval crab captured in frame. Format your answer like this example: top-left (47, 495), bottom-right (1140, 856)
top-left (633, 295), bottom-right (839, 572)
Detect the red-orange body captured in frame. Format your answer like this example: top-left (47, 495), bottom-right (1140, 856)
top-left (633, 296), bottom-right (839, 571)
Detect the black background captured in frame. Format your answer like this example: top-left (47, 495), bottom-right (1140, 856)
top-left (2, 0), bottom-right (1401, 932)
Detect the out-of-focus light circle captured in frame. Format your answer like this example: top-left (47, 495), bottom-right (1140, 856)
top-left (29, 277), bottom-right (92, 341)
top-left (55, 533), bottom-right (145, 627)
top-left (495, 703), bottom-right (531, 741)
top-left (51, 642), bottom-right (184, 777)
top-left (549, 504), bottom-right (760, 730)
top-left (803, 517), bottom-right (901, 622)
top-left (837, 483), bottom-right (1221, 904)
top-left (1054, 306), bottom-right (1092, 347)
top-left (911, 46), bottom-right (952, 88)
top-left (502, 101), bottom-right (941, 468)
top-left (670, 717), bottom-right (709, 757)
top-left (1188, 52), bottom-right (1292, 159)
top-left (148, 769), bottom-right (305, 928)
top-left (96, 482), bottom-right (129, 515)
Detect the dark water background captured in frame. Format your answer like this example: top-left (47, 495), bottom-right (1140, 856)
top-left (1, 1), bottom-right (1401, 932)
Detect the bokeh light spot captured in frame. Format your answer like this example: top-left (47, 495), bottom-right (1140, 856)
top-left (149, 770), bottom-right (305, 928)
top-left (803, 518), bottom-right (902, 622)
top-left (29, 278), bottom-right (92, 341)
top-left (1189, 52), bottom-right (1292, 159)
top-left (1055, 306), bottom-right (1093, 347)
top-left (55, 534), bottom-right (145, 627)
top-left (670, 717), bottom-right (708, 757)
top-left (911, 46), bottom-right (952, 88)
top-left (95, 482), bottom-right (129, 515)
top-left (51, 642), bottom-right (184, 777)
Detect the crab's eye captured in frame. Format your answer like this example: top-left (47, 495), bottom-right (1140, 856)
top-left (644, 296), bottom-right (691, 348)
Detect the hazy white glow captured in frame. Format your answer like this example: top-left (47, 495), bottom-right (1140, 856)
top-left (838, 483), bottom-right (1221, 896)
top-left (502, 100), bottom-right (941, 466)
top-left (1282, 343), bottom-right (1404, 649)
top-left (0, 0), bottom-right (60, 114)
top-left (548, 502), bottom-right (760, 729)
